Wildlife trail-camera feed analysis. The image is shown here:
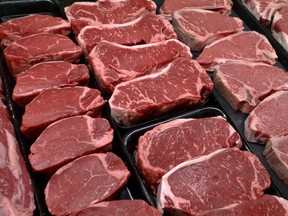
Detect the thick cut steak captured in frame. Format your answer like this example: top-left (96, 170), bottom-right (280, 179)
top-left (199, 195), bottom-right (288, 216)
top-left (3, 33), bottom-right (83, 75)
top-left (272, 7), bottom-right (288, 51)
top-left (65, 0), bottom-right (157, 35)
top-left (20, 86), bottom-right (105, 140)
top-left (196, 31), bottom-right (277, 71)
top-left (172, 9), bottom-right (243, 51)
top-left (160, 0), bottom-right (233, 19)
top-left (29, 116), bottom-right (113, 174)
top-left (45, 152), bottom-right (130, 216)
top-left (214, 62), bottom-right (288, 113)
top-left (242, 0), bottom-right (288, 25)
top-left (12, 61), bottom-right (90, 107)
top-left (109, 58), bottom-right (213, 126)
top-left (71, 200), bottom-right (162, 216)
top-left (89, 39), bottom-right (192, 95)
top-left (245, 91), bottom-right (288, 144)
top-left (0, 14), bottom-right (71, 47)
top-left (0, 99), bottom-right (35, 215)
top-left (137, 116), bottom-right (242, 192)
top-left (157, 148), bottom-right (271, 215)
top-left (263, 136), bottom-right (288, 185)
top-left (77, 13), bottom-right (176, 56)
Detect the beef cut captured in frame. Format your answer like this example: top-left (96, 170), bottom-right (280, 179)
top-left (45, 152), bottom-right (130, 216)
top-left (160, 0), bottom-right (233, 20)
top-left (272, 7), bottom-right (288, 51)
top-left (65, 0), bottom-right (157, 35)
top-left (263, 135), bottom-right (288, 185)
top-left (137, 116), bottom-right (242, 192)
top-left (0, 99), bottom-right (35, 215)
top-left (0, 14), bottom-right (71, 47)
top-left (172, 9), bottom-right (243, 51)
top-left (214, 62), bottom-right (288, 113)
top-left (199, 195), bottom-right (288, 216)
top-left (242, 0), bottom-right (288, 25)
top-left (3, 33), bottom-right (83, 75)
top-left (109, 58), bottom-right (213, 126)
top-left (20, 86), bottom-right (106, 140)
top-left (196, 31), bottom-right (277, 71)
top-left (77, 12), bottom-right (177, 56)
top-left (157, 148), bottom-right (271, 215)
top-left (89, 39), bottom-right (192, 95)
top-left (29, 116), bottom-right (113, 175)
top-left (70, 200), bottom-right (162, 216)
top-left (245, 91), bottom-right (288, 144)
top-left (12, 61), bottom-right (90, 107)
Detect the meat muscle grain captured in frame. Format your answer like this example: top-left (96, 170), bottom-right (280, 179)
top-left (20, 86), bottom-right (105, 140)
top-left (45, 152), bottom-right (130, 215)
top-left (29, 116), bottom-right (113, 175)
top-left (137, 116), bottom-right (242, 191)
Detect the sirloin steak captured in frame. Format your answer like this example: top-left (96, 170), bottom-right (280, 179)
top-left (3, 33), bottom-right (83, 75)
top-left (160, 0), bottom-right (233, 20)
top-left (214, 62), bottom-right (288, 113)
top-left (242, 0), bottom-right (288, 25)
top-left (29, 116), bottom-right (113, 175)
top-left (70, 200), bottom-right (162, 216)
top-left (0, 14), bottom-right (71, 47)
top-left (12, 61), bottom-right (90, 107)
top-left (196, 31), bottom-right (277, 71)
top-left (65, 0), bottom-right (157, 35)
top-left (263, 135), bottom-right (288, 185)
top-left (109, 58), bottom-right (213, 126)
top-left (199, 195), bottom-right (288, 216)
top-left (77, 12), bottom-right (176, 56)
top-left (245, 91), bottom-right (288, 144)
top-left (137, 116), bottom-right (242, 192)
top-left (272, 7), bottom-right (288, 51)
top-left (45, 152), bottom-right (130, 216)
top-left (20, 86), bottom-right (106, 140)
top-left (172, 9), bottom-right (243, 51)
top-left (157, 148), bottom-right (271, 215)
top-left (0, 99), bottom-right (35, 215)
top-left (89, 39), bottom-right (192, 95)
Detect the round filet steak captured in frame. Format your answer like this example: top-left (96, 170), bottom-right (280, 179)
top-left (245, 91), bottom-right (288, 144)
top-left (29, 116), bottom-right (113, 174)
top-left (45, 152), bottom-right (130, 215)
top-left (137, 116), bottom-right (242, 192)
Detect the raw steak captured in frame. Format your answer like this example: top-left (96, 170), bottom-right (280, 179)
top-left (263, 136), bottom-right (288, 185)
top-left (245, 91), bottom-right (288, 144)
top-left (0, 99), bottom-right (35, 215)
top-left (45, 152), bottom-right (130, 215)
top-left (160, 0), bottom-right (233, 20)
top-left (272, 7), bottom-right (288, 51)
top-left (137, 116), bottom-right (242, 192)
top-left (12, 61), bottom-right (90, 107)
top-left (242, 0), bottom-right (288, 25)
top-left (3, 33), bottom-right (83, 75)
top-left (199, 195), bottom-right (288, 216)
top-left (214, 62), bottom-right (288, 113)
top-left (157, 148), bottom-right (271, 215)
top-left (0, 14), bottom-right (71, 47)
top-left (77, 12), bottom-right (176, 56)
top-left (65, 0), bottom-right (157, 35)
top-left (196, 31), bottom-right (277, 71)
top-left (89, 39), bottom-right (192, 95)
top-left (70, 200), bottom-right (162, 216)
top-left (20, 86), bottom-right (106, 140)
top-left (109, 58), bottom-right (213, 126)
top-left (29, 116), bottom-right (113, 175)
top-left (172, 9), bottom-right (243, 51)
